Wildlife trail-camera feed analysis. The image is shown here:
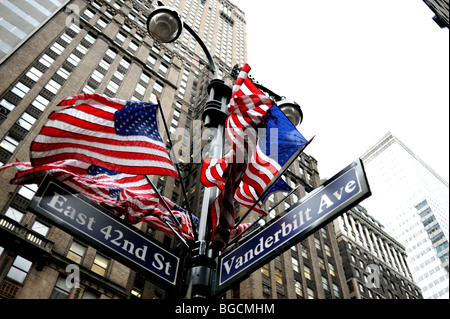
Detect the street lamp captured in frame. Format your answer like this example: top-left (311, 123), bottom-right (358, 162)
top-left (253, 81), bottom-right (303, 127)
top-left (278, 100), bottom-right (303, 127)
top-left (147, 1), bottom-right (231, 298)
top-left (146, 6), bottom-right (182, 43)
top-left (147, 1), bottom-right (304, 298)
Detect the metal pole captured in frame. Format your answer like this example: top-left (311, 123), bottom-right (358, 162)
top-left (179, 25), bottom-right (231, 299)
top-left (154, 93), bottom-right (198, 240)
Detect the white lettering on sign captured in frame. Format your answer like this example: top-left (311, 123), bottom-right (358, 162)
top-left (100, 225), bottom-right (148, 261)
top-left (317, 180), bottom-right (358, 214)
top-left (47, 191), bottom-right (96, 230)
top-left (152, 253), bottom-right (173, 276)
top-left (222, 206), bottom-right (314, 275)
top-left (221, 176), bottom-right (360, 277)
top-left (47, 191), bottom-right (152, 262)
top-left (40, 188), bottom-right (180, 285)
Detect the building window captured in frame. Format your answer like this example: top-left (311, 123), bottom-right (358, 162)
top-left (5, 206), bottom-right (25, 223)
top-left (31, 95), bottom-right (50, 111)
top-left (82, 288), bottom-right (100, 299)
top-left (318, 256), bottom-right (325, 270)
top-left (291, 257), bottom-right (299, 273)
top-left (262, 284), bottom-right (271, 299)
top-left (128, 41), bottom-right (139, 53)
top-left (328, 263), bottom-right (336, 277)
top-left (304, 265), bottom-right (312, 281)
top-left (324, 244), bottom-right (332, 257)
top-left (44, 79), bottom-right (62, 94)
top-left (106, 80), bottom-right (120, 95)
top-left (147, 54), bottom-right (157, 67)
top-left (31, 220), bottom-right (49, 236)
top-left (39, 54), bottom-right (55, 68)
top-left (131, 274), bottom-right (145, 299)
top-left (17, 184), bottom-right (38, 200)
top-left (261, 263), bottom-right (270, 277)
top-left (25, 67), bottom-right (43, 82)
top-left (94, 18), bottom-right (108, 30)
top-left (314, 237), bottom-right (322, 250)
top-left (275, 268), bottom-right (283, 285)
top-left (91, 254), bottom-right (109, 276)
top-left (295, 280), bottom-right (303, 297)
top-left (359, 259), bottom-right (364, 268)
top-left (301, 244), bottom-right (308, 259)
top-left (154, 81), bottom-right (163, 94)
top-left (0, 134), bottom-right (19, 153)
top-left (159, 63), bottom-right (168, 75)
top-left (332, 283), bottom-right (341, 298)
top-left (67, 53), bottom-right (81, 66)
top-left (307, 287), bottom-right (314, 299)
top-left (0, 98), bottom-right (16, 113)
top-left (6, 255), bottom-right (32, 284)
top-left (50, 276), bottom-right (71, 299)
top-left (321, 276), bottom-right (330, 291)
top-left (358, 282), bottom-right (365, 293)
top-left (66, 241), bottom-right (87, 264)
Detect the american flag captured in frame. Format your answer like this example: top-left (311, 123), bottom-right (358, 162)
top-left (234, 178), bottom-right (292, 215)
top-left (229, 222), bottom-right (254, 243)
top-left (202, 65), bottom-right (309, 249)
top-left (134, 197), bottom-right (198, 242)
top-left (205, 64), bottom-right (275, 249)
top-left (241, 104), bottom-right (308, 196)
top-left (226, 64), bottom-right (274, 163)
top-left (210, 159), bottom-right (246, 249)
top-left (30, 93), bottom-right (178, 178)
top-left (200, 150), bottom-right (235, 188)
top-left (0, 160), bottom-right (196, 241)
top-left (1, 159), bottom-right (159, 216)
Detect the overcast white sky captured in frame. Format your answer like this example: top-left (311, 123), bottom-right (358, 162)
top-left (235, 0), bottom-right (449, 181)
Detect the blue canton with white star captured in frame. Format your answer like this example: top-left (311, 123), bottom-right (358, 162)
top-left (114, 101), bottom-right (163, 143)
top-left (87, 164), bottom-right (122, 199)
top-left (259, 105), bottom-right (307, 166)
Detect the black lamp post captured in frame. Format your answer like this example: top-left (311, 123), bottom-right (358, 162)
top-left (147, 1), bottom-right (303, 298)
top-left (147, 1), bottom-right (232, 298)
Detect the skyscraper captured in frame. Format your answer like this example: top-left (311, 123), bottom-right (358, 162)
top-left (334, 204), bottom-right (423, 299)
top-left (0, 0), bottom-right (69, 63)
top-left (423, 0), bottom-right (449, 28)
top-left (0, 0), bottom-right (251, 299)
top-left (361, 132), bottom-right (449, 299)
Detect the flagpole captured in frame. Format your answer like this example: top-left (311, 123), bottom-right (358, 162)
top-left (145, 175), bottom-right (188, 239)
top-left (267, 184), bottom-right (303, 214)
top-left (156, 215), bottom-right (190, 248)
top-left (223, 184), bottom-right (302, 250)
top-left (154, 93), bottom-right (198, 240)
top-left (233, 137), bottom-right (314, 228)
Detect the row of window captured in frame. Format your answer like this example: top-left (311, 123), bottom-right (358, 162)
top-left (1, 185), bottom-right (112, 296)
top-left (341, 212), bottom-right (411, 277)
top-left (0, 24), bottom-right (91, 164)
top-left (347, 241), bottom-right (421, 298)
top-left (259, 230), bottom-right (340, 299)
top-left (0, 245), bottom-right (101, 299)
top-left (84, 2), bottom-right (175, 78)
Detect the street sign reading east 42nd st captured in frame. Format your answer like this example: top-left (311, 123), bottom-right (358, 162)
top-left (29, 174), bottom-right (182, 291)
top-left (212, 158), bottom-right (371, 297)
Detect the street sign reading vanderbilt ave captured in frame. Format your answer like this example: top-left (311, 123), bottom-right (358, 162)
top-left (212, 159), bottom-right (371, 296)
top-left (29, 174), bottom-right (181, 290)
